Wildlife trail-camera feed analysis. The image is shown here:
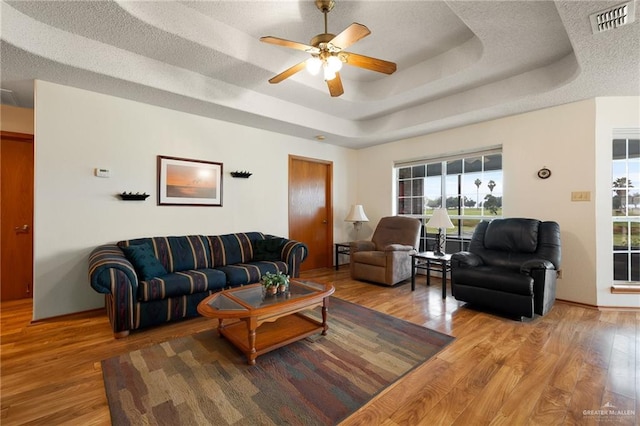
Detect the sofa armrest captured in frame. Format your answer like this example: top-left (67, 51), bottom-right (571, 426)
top-left (88, 244), bottom-right (138, 294)
top-left (521, 259), bottom-right (555, 275)
top-left (280, 239), bottom-right (308, 278)
top-left (350, 240), bottom-right (376, 253)
top-left (383, 244), bottom-right (415, 252)
top-left (451, 251), bottom-right (484, 268)
top-left (89, 244), bottom-right (140, 336)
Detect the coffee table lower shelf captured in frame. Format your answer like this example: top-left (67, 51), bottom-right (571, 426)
top-left (219, 312), bottom-right (325, 364)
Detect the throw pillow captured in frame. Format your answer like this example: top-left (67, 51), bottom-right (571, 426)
top-left (122, 243), bottom-right (168, 281)
top-left (253, 238), bottom-right (285, 261)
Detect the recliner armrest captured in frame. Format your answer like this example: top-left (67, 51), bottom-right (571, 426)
top-left (383, 244), bottom-right (415, 252)
top-left (350, 240), bottom-right (375, 253)
top-left (451, 251), bottom-right (483, 268)
top-left (521, 259), bottom-right (555, 274)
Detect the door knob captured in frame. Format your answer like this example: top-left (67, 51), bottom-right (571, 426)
top-left (14, 224), bottom-right (29, 233)
top-left (322, 220), bottom-right (328, 224)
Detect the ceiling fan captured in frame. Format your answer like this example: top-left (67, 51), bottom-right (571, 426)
top-left (260, 0), bottom-right (397, 97)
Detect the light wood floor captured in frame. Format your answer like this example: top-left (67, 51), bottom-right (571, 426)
top-left (1, 267), bottom-right (638, 425)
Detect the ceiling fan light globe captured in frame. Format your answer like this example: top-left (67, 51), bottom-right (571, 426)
top-left (306, 57), bottom-right (322, 75)
top-left (326, 55), bottom-right (343, 72)
top-left (323, 65), bottom-right (336, 81)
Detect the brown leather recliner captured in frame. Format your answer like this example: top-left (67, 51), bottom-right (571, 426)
top-left (349, 216), bottom-right (421, 286)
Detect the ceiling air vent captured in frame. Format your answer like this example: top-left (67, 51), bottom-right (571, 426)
top-left (590, 1), bottom-right (636, 33)
top-left (0, 88), bottom-right (18, 106)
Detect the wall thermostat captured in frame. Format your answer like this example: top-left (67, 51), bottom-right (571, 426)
top-left (95, 168), bottom-right (111, 178)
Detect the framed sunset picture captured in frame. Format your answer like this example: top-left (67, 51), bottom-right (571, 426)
top-left (157, 156), bottom-right (223, 206)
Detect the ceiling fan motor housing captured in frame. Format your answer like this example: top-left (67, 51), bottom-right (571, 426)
top-left (315, 0), bottom-right (335, 13)
top-left (311, 33), bottom-right (336, 48)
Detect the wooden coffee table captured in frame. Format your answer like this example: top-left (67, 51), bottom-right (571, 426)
top-left (197, 280), bottom-right (335, 365)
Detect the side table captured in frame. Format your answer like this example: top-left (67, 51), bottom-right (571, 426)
top-left (334, 242), bottom-right (350, 270)
top-left (411, 251), bottom-right (452, 299)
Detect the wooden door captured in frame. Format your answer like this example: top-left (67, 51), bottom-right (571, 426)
top-left (1, 131), bottom-right (34, 301)
top-left (288, 156), bottom-right (333, 271)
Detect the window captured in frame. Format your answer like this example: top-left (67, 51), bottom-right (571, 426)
top-left (396, 149), bottom-right (503, 252)
top-left (612, 134), bottom-right (640, 283)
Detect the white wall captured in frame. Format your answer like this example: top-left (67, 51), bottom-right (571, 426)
top-left (595, 97), bottom-right (640, 308)
top-left (34, 81), bottom-right (357, 320)
top-left (356, 99), bottom-right (639, 307)
top-left (33, 81), bottom-right (639, 317)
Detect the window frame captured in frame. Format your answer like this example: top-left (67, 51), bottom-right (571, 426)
top-left (395, 148), bottom-right (503, 253)
top-left (611, 132), bottom-right (640, 287)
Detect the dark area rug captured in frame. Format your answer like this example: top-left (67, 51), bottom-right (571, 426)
top-left (102, 297), bottom-right (454, 425)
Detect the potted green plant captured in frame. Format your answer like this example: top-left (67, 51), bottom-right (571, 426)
top-left (261, 271), bottom-right (290, 295)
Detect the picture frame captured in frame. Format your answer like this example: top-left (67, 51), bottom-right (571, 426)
top-left (157, 155), bottom-right (223, 206)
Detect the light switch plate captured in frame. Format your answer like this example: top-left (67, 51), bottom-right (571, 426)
top-left (571, 191), bottom-right (591, 201)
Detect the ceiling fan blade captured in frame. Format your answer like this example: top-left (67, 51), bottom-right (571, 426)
top-left (260, 36), bottom-right (319, 53)
top-left (341, 52), bottom-right (397, 75)
top-left (329, 23), bottom-right (370, 50)
top-left (268, 61), bottom-right (308, 84)
top-left (326, 73), bottom-right (344, 97)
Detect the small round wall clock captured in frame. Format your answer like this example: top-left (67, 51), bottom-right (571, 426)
top-left (537, 167), bottom-right (551, 179)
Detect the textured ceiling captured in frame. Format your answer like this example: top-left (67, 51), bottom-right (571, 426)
top-left (1, 0), bottom-right (639, 148)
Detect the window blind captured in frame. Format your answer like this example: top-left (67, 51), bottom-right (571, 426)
top-left (394, 145), bottom-right (502, 169)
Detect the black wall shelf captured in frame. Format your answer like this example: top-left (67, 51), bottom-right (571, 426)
top-left (230, 171), bottom-right (252, 178)
top-left (119, 192), bottom-right (150, 201)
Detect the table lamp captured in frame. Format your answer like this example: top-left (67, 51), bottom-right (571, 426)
top-left (345, 204), bottom-right (369, 240)
top-left (425, 208), bottom-right (454, 256)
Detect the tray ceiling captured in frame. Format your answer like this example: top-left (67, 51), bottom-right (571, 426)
top-left (1, 1), bottom-right (639, 148)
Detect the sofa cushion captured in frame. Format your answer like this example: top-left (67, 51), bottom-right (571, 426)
top-left (352, 251), bottom-right (386, 267)
top-left (121, 243), bottom-right (168, 281)
top-left (207, 233), bottom-right (256, 267)
top-left (166, 236), bottom-right (211, 271)
top-left (138, 268), bottom-right (227, 302)
top-left (252, 237), bottom-right (285, 261)
top-left (216, 261), bottom-right (288, 286)
top-left (484, 218), bottom-right (539, 253)
top-left (120, 238), bottom-right (172, 272)
top-left (120, 235), bottom-right (210, 273)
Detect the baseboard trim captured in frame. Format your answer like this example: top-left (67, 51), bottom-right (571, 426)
top-left (30, 307), bottom-right (105, 325)
top-left (556, 298), bottom-right (640, 312)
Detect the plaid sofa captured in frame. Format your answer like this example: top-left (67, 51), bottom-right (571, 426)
top-left (89, 232), bottom-right (307, 337)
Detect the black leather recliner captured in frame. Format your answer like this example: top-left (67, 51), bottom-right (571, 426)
top-left (450, 218), bottom-right (561, 319)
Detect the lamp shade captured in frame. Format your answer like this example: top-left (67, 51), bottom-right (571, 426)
top-left (425, 208), bottom-right (454, 229)
top-left (345, 205), bottom-right (369, 222)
